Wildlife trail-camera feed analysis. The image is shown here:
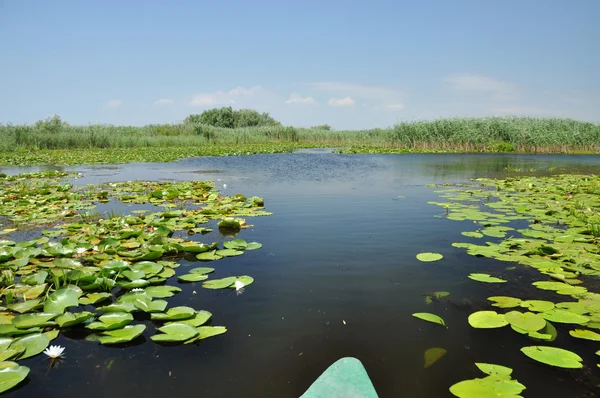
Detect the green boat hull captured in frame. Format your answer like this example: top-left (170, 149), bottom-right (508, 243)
top-left (300, 357), bottom-right (379, 398)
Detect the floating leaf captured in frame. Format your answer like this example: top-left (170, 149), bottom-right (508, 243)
top-left (488, 296), bottom-right (521, 308)
top-left (449, 375), bottom-right (526, 397)
top-left (188, 267), bottom-right (214, 275)
top-left (215, 249), bottom-right (243, 257)
top-left (416, 253), bottom-right (443, 262)
top-left (7, 299), bottom-right (41, 314)
top-left (521, 346), bottom-right (583, 369)
top-left (12, 313), bottom-right (58, 329)
top-left (468, 273), bottom-right (507, 283)
top-left (424, 347), bottom-right (447, 368)
top-left (468, 311), bottom-right (508, 329)
top-left (146, 286), bottom-right (181, 298)
top-left (569, 329), bottom-right (600, 341)
top-left (79, 292), bottom-right (112, 305)
top-left (520, 300), bottom-right (555, 313)
top-left (540, 309), bottom-right (589, 325)
top-left (87, 313), bottom-right (133, 331)
top-left (505, 311), bottom-right (546, 332)
top-left (202, 277), bottom-right (236, 290)
top-left (474, 363), bottom-right (513, 378)
top-left (9, 333), bottom-right (50, 359)
top-left (177, 273), bottom-right (209, 282)
top-left (168, 311), bottom-right (212, 327)
top-left (44, 286), bottom-right (82, 314)
top-left (0, 361), bottom-right (30, 394)
top-left (56, 311), bottom-right (94, 328)
top-left (196, 251), bottom-right (223, 261)
top-left (150, 306), bottom-right (195, 321)
top-left (197, 326), bottom-right (227, 340)
top-left (412, 313), bottom-right (446, 327)
top-left (151, 323), bottom-right (198, 343)
top-left (98, 324), bottom-right (146, 345)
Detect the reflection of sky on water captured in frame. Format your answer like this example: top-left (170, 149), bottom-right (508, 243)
top-left (4, 152), bottom-right (600, 397)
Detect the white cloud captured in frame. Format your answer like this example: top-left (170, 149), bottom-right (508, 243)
top-left (387, 103), bottom-right (405, 110)
top-left (328, 97), bottom-right (355, 107)
top-left (154, 98), bottom-right (174, 105)
top-left (189, 86), bottom-right (262, 107)
top-left (445, 74), bottom-right (519, 101)
top-left (105, 99), bottom-right (123, 108)
top-left (285, 93), bottom-right (317, 105)
top-left (309, 82), bottom-right (406, 109)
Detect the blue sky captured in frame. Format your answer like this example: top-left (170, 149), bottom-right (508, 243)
top-left (1, 0), bottom-right (598, 129)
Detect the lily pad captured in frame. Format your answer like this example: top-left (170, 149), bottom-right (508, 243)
top-left (151, 323), bottom-right (198, 343)
top-left (505, 311), bottom-right (546, 332)
top-left (416, 253), bottom-right (443, 262)
top-left (12, 313), bottom-right (58, 329)
top-left (569, 329), bottom-right (600, 341)
top-left (177, 273), bottom-right (209, 283)
top-left (7, 299), bottom-right (41, 314)
top-left (520, 300), bottom-right (555, 313)
top-left (9, 333), bottom-right (50, 359)
top-left (474, 363), bottom-right (513, 378)
top-left (202, 277), bottom-right (236, 290)
top-left (540, 309), bottom-right (589, 325)
top-left (44, 285), bottom-right (82, 314)
top-left (412, 313), bottom-right (446, 328)
top-left (196, 251), bottom-right (223, 261)
top-left (424, 347), bottom-right (447, 369)
top-left (488, 296), bottom-right (522, 308)
top-left (468, 273), bottom-right (507, 283)
top-left (521, 346), bottom-right (583, 369)
top-left (87, 312), bottom-right (133, 331)
top-left (197, 326), bottom-right (227, 340)
top-left (146, 286), bottom-right (182, 298)
top-left (98, 324), bottom-right (147, 345)
top-left (0, 361), bottom-right (30, 394)
top-left (168, 311), bottom-right (212, 327)
top-left (56, 311), bottom-right (95, 328)
top-left (468, 311), bottom-right (508, 329)
top-left (150, 306), bottom-right (195, 321)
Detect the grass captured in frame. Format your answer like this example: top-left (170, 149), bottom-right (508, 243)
top-left (1, 117), bottom-right (599, 165)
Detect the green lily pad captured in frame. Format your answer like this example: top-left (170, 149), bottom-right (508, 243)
top-left (202, 277), bottom-right (236, 290)
top-left (0, 347), bottom-right (24, 362)
top-left (12, 313), bottom-right (58, 329)
top-left (215, 249), bottom-right (243, 257)
top-left (146, 286), bottom-right (182, 298)
top-left (424, 347), bottom-right (447, 369)
top-left (87, 312), bottom-right (133, 331)
top-left (521, 346), bottom-right (583, 369)
top-left (569, 329), bottom-right (600, 341)
top-left (197, 326), bottom-right (227, 340)
top-left (449, 375), bottom-right (526, 397)
top-left (79, 292), bottom-right (112, 305)
top-left (0, 361), bottom-right (30, 394)
top-left (44, 285), bottom-right (82, 314)
top-left (488, 296), bottom-right (522, 308)
top-left (474, 363), bottom-right (513, 378)
top-left (56, 311), bottom-right (95, 328)
top-left (505, 311), bottom-right (546, 332)
top-left (196, 251), bottom-right (223, 261)
top-left (416, 253), bottom-right (443, 262)
top-left (188, 267), bottom-right (214, 275)
top-left (412, 313), bottom-right (446, 328)
top-left (150, 306), bottom-right (195, 321)
top-left (245, 242), bottom-right (263, 250)
top-left (540, 309), bottom-right (589, 325)
top-left (461, 232), bottom-right (483, 238)
top-left (468, 273), bottom-right (507, 283)
top-left (167, 311), bottom-right (212, 327)
top-left (151, 323), bottom-right (198, 343)
top-left (177, 273), bottom-right (209, 282)
top-left (520, 300), bottom-right (555, 313)
top-left (7, 299), bottom-right (41, 314)
top-left (468, 311), bottom-right (508, 329)
top-left (98, 324), bottom-right (147, 345)
top-left (9, 333), bottom-right (50, 359)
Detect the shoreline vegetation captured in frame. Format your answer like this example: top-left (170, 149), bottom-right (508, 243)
top-left (1, 109), bottom-right (599, 166)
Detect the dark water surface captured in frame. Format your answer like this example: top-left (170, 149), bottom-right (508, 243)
top-left (3, 152), bottom-right (600, 398)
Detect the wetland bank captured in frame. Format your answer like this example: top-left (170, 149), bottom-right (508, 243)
top-left (1, 151), bottom-right (600, 397)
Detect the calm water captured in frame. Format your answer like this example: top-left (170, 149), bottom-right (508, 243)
top-left (4, 152), bottom-right (600, 398)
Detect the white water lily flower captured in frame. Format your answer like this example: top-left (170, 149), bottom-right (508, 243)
top-left (131, 288), bottom-right (144, 292)
top-left (92, 245), bottom-right (99, 251)
top-left (43, 345), bottom-right (66, 359)
top-left (76, 247), bottom-right (87, 254)
top-left (235, 280), bottom-right (245, 295)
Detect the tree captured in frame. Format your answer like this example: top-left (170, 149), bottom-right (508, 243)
top-left (184, 107), bottom-right (281, 128)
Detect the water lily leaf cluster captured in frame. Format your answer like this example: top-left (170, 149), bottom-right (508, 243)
top-left (0, 174), bottom-right (270, 394)
top-left (449, 362), bottom-right (526, 397)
